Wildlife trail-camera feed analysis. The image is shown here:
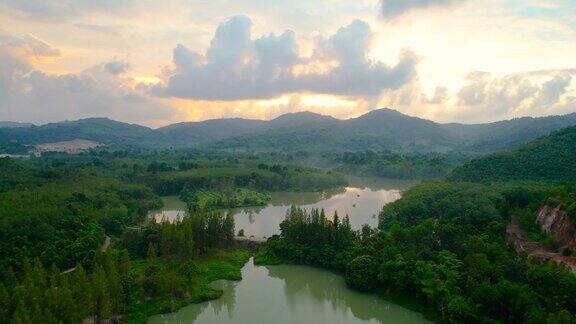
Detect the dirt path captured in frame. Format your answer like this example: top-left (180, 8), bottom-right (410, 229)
top-left (507, 216), bottom-right (576, 273)
top-left (101, 235), bottom-right (111, 252)
top-left (62, 235), bottom-right (111, 274)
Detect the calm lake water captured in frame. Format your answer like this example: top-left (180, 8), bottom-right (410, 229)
top-left (150, 177), bottom-right (417, 238)
top-left (148, 258), bottom-right (430, 324)
top-left (150, 195), bottom-right (188, 223)
top-left (148, 177), bottom-right (425, 323)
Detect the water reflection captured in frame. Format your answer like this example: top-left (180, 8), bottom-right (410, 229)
top-left (228, 185), bottom-right (406, 238)
top-left (150, 196), bottom-right (188, 224)
top-left (148, 258), bottom-right (429, 324)
top-left (148, 178), bottom-right (417, 237)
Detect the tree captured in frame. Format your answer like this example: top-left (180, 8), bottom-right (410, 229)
top-left (223, 214), bottom-right (235, 243)
top-left (345, 255), bottom-right (379, 291)
top-left (91, 265), bottom-right (111, 323)
top-left (71, 264), bottom-right (91, 319)
top-left (147, 243), bottom-right (158, 260)
top-left (0, 283), bottom-right (9, 322)
top-left (417, 251), bottom-right (462, 321)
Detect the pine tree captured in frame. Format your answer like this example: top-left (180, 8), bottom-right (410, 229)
top-left (0, 283), bottom-right (10, 323)
top-left (147, 243), bottom-right (158, 260)
top-left (71, 264), bottom-right (91, 319)
top-left (31, 303), bottom-right (43, 324)
top-left (47, 264), bottom-right (60, 288)
top-left (11, 301), bottom-right (31, 324)
top-left (103, 253), bottom-right (124, 314)
top-left (21, 258), bottom-right (33, 286)
top-left (4, 266), bottom-right (17, 289)
top-left (32, 259), bottom-right (47, 291)
top-left (117, 249), bottom-right (131, 275)
top-left (91, 265), bottom-right (111, 324)
top-left (50, 282), bottom-right (78, 324)
top-left (223, 214), bottom-right (235, 245)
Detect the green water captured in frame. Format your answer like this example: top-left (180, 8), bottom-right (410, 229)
top-left (150, 178), bottom-right (417, 236)
top-left (148, 258), bottom-right (430, 324)
top-left (228, 177), bottom-right (416, 238)
top-left (150, 196), bottom-right (188, 223)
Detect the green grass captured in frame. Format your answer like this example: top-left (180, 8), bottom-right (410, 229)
top-left (126, 249), bottom-right (249, 323)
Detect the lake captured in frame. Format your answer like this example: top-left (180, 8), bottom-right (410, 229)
top-left (148, 177), bottom-right (425, 323)
top-left (148, 257), bottom-right (430, 324)
top-left (150, 195), bottom-right (188, 223)
top-left (150, 177), bottom-right (417, 238)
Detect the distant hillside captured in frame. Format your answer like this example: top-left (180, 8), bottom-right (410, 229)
top-left (212, 109), bottom-right (456, 152)
top-left (156, 118), bottom-right (266, 146)
top-left (156, 111), bottom-right (337, 147)
top-left (2, 109), bottom-right (576, 153)
top-left (443, 113), bottom-right (576, 152)
top-left (0, 121), bottom-right (33, 128)
top-left (450, 126), bottom-right (576, 182)
top-left (0, 118), bottom-right (158, 147)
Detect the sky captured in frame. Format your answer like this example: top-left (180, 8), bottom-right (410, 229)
top-left (0, 0), bottom-right (575, 127)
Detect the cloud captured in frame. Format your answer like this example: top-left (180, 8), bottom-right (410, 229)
top-left (104, 61), bottom-right (130, 75)
top-left (379, 69), bottom-right (576, 123)
top-left (379, 0), bottom-right (465, 19)
top-left (428, 86), bottom-right (448, 104)
top-left (0, 32), bottom-right (61, 61)
top-left (152, 16), bottom-right (418, 101)
top-left (0, 34), bottom-right (176, 126)
top-left (0, 0), bottom-right (137, 19)
top-left (456, 70), bottom-right (575, 118)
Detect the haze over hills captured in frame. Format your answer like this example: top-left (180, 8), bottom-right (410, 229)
top-left (2, 108), bottom-right (576, 153)
top-left (442, 113), bottom-right (576, 152)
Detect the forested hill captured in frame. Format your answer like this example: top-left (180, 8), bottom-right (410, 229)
top-left (450, 126), bottom-right (576, 182)
top-left (0, 121), bottom-right (33, 128)
top-left (211, 109), bottom-right (455, 152)
top-left (0, 118), bottom-right (158, 147)
top-left (2, 109), bottom-right (576, 153)
top-left (442, 113), bottom-right (576, 152)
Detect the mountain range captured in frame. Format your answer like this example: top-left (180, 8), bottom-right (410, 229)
top-left (2, 108), bottom-right (576, 153)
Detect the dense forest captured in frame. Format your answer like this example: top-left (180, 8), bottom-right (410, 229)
top-left (450, 126), bottom-right (576, 182)
top-left (3, 120), bottom-right (576, 323)
top-left (258, 182), bottom-right (576, 323)
top-left (0, 150), bottom-right (345, 322)
top-left (334, 150), bottom-right (466, 179)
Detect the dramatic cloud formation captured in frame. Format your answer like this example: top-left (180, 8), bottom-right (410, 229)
top-left (379, 0), bottom-right (465, 18)
top-left (153, 16), bottom-right (418, 101)
top-left (0, 33), bottom-right (174, 125)
top-left (1, 1), bottom-right (575, 125)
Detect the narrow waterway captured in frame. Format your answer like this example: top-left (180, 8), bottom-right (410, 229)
top-left (148, 258), bottom-right (430, 324)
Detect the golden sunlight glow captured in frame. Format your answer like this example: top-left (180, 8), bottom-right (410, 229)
top-left (165, 93), bottom-right (364, 125)
top-left (133, 76), bottom-right (163, 85)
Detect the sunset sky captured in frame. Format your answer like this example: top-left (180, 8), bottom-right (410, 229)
top-left (1, 0), bottom-right (575, 127)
